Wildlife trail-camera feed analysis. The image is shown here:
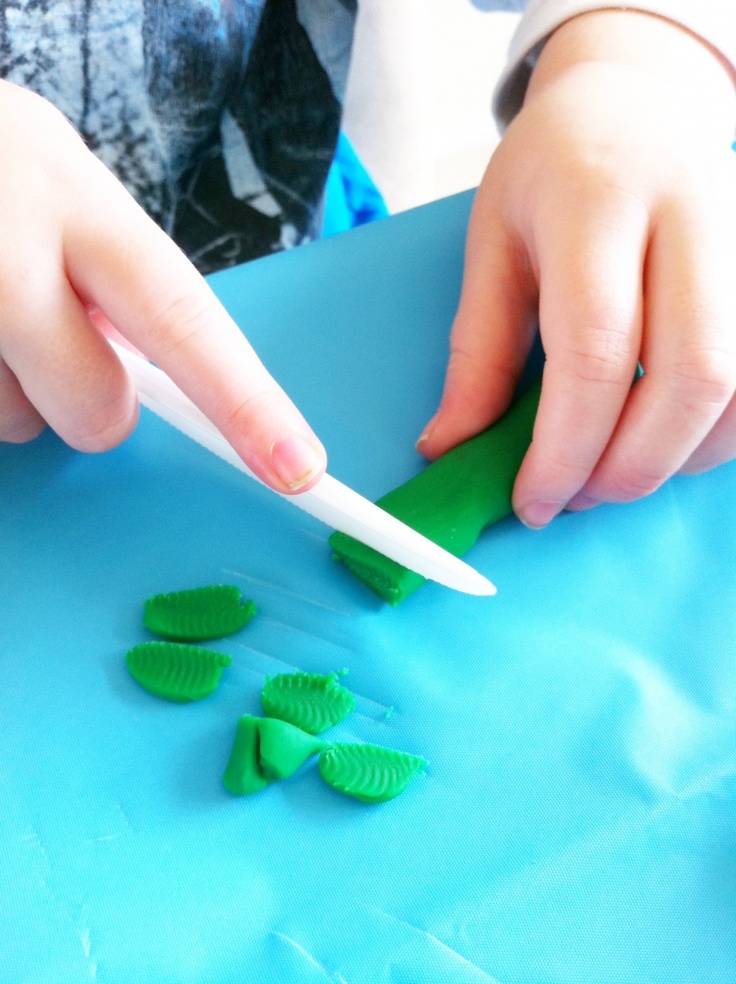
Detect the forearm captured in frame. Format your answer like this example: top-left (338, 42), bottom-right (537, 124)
top-left (525, 9), bottom-right (736, 145)
top-left (495, 1), bottom-right (736, 131)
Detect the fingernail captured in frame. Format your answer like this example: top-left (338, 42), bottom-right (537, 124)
top-left (416, 416), bottom-right (438, 449)
top-left (271, 434), bottom-right (324, 490)
top-left (566, 492), bottom-right (600, 512)
top-left (518, 501), bottom-right (564, 530)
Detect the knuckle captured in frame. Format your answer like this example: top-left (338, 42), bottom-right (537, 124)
top-left (533, 443), bottom-right (589, 484)
top-left (64, 396), bottom-right (137, 453)
top-left (665, 350), bottom-right (736, 415)
top-left (221, 384), bottom-right (279, 437)
top-left (147, 284), bottom-right (221, 359)
top-left (553, 325), bottom-right (634, 388)
top-left (445, 347), bottom-right (518, 417)
top-left (0, 365), bottom-right (45, 442)
top-left (0, 413), bottom-right (45, 444)
top-left (566, 347), bottom-right (625, 386)
top-left (607, 466), bottom-right (666, 502)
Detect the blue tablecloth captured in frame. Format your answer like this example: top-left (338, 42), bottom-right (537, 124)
top-left (2, 191), bottom-right (735, 983)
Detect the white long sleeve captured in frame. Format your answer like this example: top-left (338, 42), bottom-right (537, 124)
top-left (493, 1), bottom-right (736, 128)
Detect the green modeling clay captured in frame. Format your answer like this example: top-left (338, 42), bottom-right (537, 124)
top-left (223, 715), bottom-right (329, 793)
top-left (257, 716), bottom-right (330, 780)
top-left (329, 378), bottom-right (542, 605)
top-left (125, 641), bottom-right (231, 702)
top-left (222, 715), bottom-right (270, 796)
top-left (318, 743), bottom-right (428, 803)
top-left (143, 584), bottom-right (256, 641)
top-left (261, 671), bottom-right (355, 734)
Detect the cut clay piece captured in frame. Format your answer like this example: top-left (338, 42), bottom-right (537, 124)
top-left (126, 641), bottom-right (231, 702)
top-left (257, 716), bottom-right (330, 780)
top-left (223, 715), bottom-right (330, 794)
top-left (222, 715), bottom-right (270, 796)
top-left (261, 671), bottom-right (355, 734)
top-left (329, 379), bottom-right (542, 604)
top-left (318, 742), bottom-right (428, 803)
top-left (143, 584), bottom-right (256, 641)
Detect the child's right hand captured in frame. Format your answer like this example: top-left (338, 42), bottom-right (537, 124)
top-left (0, 80), bottom-right (326, 494)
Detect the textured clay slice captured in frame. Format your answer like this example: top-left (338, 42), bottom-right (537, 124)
top-left (222, 715), bottom-right (270, 796)
top-left (318, 743), bottom-right (428, 803)
top-left (143, 584), bottom-right (257, 641)
top-left (329, 379), bottom-right (541, 604)
top-left (261, 671), bottom-right (355, 734)
top-left (126, 641), bottom-right (231, 702)
top-left (257, 716), bottom-right (330, 781)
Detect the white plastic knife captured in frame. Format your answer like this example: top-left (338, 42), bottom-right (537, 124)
top-left (111, 341), bottom-right (496, 597)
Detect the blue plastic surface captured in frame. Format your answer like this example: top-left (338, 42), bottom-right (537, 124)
top-left (2, 191), bottom-right (735, 983)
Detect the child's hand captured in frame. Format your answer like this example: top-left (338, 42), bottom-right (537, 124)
top-left (419, 10), bottom-right (736, 528)
top-left (0, 80), bottom-right (325, 493)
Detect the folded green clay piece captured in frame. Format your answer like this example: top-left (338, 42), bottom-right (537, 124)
top-left (125, 641), bottom-right (232, 702)
top-left (257, 716), bottom-right (330, 780)
top-left (318, 743), bottom-right (428, 803)
top-left (261, 671), bottom-right (355, 734)
top-left (222, 715), bottom-right (271, 796)
top-left (143, 584), bottom-right (256, 641)
top-left (329, 379), bottom-right (542, 605)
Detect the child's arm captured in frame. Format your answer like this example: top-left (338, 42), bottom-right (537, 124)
top-left (0, 80), bottom-right (326, 494)
top-left (419, 7), bottom-right (736, 528)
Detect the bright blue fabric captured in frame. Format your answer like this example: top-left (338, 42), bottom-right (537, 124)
top-left (323, 132), bottom-right (389, 237)
top-left (1, 192), bottom-right (734, 982)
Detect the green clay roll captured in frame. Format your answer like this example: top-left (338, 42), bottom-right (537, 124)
top-left (329, 379), bottom-right (541, 604)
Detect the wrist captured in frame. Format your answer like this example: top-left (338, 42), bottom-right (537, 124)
top-left (526, 9), bottom-right (736, 145)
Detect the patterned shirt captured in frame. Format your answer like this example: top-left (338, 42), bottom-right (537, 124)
top-left (5, 3), bottom-right (728, 275)
top-left (0, 0), bottom-right (356, 274)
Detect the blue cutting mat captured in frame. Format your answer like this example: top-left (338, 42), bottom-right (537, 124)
top-left (2, 192), bottom-right (735, 983)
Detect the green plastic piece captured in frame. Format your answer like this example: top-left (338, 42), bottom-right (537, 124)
top-left (125, 641), bottom-right (232, 702)
top-left (143, 584), bottom-right (257, 641)
top-left (222, 715), bottom-right (271, 796)
top-left (261, 671), bottom-right (356, 734)
top-left (257, 716), bottom-right (330, 780)
top-left (318, 743), bottom-right (428, 803)
top-left (329, 379), bottom-right (542, 605)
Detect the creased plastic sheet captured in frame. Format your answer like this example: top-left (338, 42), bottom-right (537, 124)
top-left (1, 192), bottom-right (734, 983)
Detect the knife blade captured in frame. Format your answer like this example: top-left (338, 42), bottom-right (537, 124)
top-left (110, 341), bottom-right (496, 597)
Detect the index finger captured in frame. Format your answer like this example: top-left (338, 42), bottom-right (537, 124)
top-left (512, 188), bottom-right (647, 527)
top-left (63, 157), bottom-right (326, 494)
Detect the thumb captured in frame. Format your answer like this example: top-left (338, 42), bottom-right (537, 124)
top-left (417, 189), bottom-right (537, 460)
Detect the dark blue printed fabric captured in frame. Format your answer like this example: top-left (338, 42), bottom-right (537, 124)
top-left (0, 0), bottom-right (357, 273)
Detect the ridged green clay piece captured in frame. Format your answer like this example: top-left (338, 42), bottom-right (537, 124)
top-left (318, 743), bottom-right (428, 803)
top-left (143, 584), bottom-right (257, 641)
top-left (261, 671), bottom-right (356, 734)
top-left (222, 715), bottom-right (270, 796)
top-left (257, 716), bottom-right (331, 780)
top-left (329, 379), bottom-right (542, 604)
top-left (125, 641), bottom-right (231, 702)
